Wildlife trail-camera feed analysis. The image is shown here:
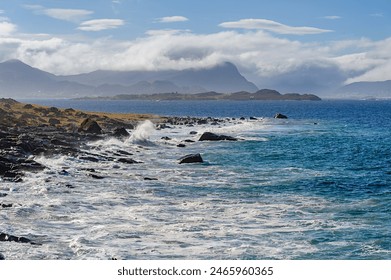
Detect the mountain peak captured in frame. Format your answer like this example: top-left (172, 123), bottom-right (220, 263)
top-left (1, 59), bottom-right (32, 68)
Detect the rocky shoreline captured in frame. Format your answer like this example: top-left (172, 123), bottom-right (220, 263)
top-left (1, 98), bottom-right (285, 259)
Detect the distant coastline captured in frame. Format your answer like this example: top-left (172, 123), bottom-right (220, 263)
top-left (77, 89), bottom-right (321, 101)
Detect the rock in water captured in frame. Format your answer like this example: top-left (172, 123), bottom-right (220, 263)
top-left (178, 153), bottom-right (204, 164)
top-left (274, 113), bottom-right (288, 119)
top-left (112, 127), bottom-right (130, 139)
top-left (78, 118), bottom-right (102, 134)
top-left (0, 253), bottom-right (5, 260)
top-left (199, 132), bottom-right (237, 141)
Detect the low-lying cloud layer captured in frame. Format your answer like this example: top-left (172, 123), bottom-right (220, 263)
top-left (1, 14), bottom-right (391, 94)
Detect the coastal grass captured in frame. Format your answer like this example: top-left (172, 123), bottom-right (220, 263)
top-left (0, 98), bottom-right (164, 130)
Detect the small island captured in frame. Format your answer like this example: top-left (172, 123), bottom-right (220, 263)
top-left (79, 89), bottom-right (321, 101)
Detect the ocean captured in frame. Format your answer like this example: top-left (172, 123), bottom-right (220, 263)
top-left (1, 99), bottom-right (391, 259)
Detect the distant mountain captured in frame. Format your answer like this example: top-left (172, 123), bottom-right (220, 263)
top-left (0, 60), bottom-right (93, 97)
top-left (59, 62), bottom-right (258, 94)
top-left (0, 60), bottom-right (258, 98)
top-left (335, 80), bottom-right (391, 99)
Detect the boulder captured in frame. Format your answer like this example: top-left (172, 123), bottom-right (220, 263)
top-left (48, 118), bottom-right (61, 126)
top-left (112, 127), bottom-right (130, 139)
top-left (0, 232), bottom-right (40, 245)
top-left (274, 113), bottom-right (288, 119)
top-left (178, 153), bottom-right (203, 164)
top-left (117, 158), bottom-right (139, 164)
top-left (199, 132), bottom-right (238, 141)
top-left (78, 118), bottom-right (102, 134)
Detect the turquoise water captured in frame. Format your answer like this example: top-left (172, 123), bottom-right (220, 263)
top-left (4, 99), bottom-right (391, 259)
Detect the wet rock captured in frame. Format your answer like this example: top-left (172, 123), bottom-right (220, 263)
top-left (59, 170), bottom-right (69, 176)
top-left (274, 113), bottom-right (288, 119)
top-left (50, 138), bottom-right (72, 146)
top-left (112, 127), bottom-right (130, 139)
top-left (0, 232), bottom-right (41, 245)
top-left (189, 131), bottom-right (198, 135)
top-left (78, 118), bottom-right (102, 134)
top-left (3, 171), bottom-right (19, 178)
top-left (0, 253), bottom-right (4, 260)
top-left (115, 150), bottom-right (133, 156)
top-left (89, 174), bottom-right (105, 179)
top-left (0, 193), bottom-right (8, 198)
top-left (0, 162), bottom-right (11, 175)
top-left (179, 153), bottom-right (203, 164)
top-left (157, 123), bottom-right (171, 129)
top-left (161, 136), bottom-right (172, 141)
top-left (250, 117), bottom-right (258, 120)
top-left (199, 132), bottom-right (238, 141)
top-left (117, 158), bottom-right (139, 164)
top-left (79, 156), bottom-right (100, 162)
top-left (1, 203), bottom-right (13, 208)
top-left (183, 139), bottom-right (195, 143)
top-left (177, 144), bottom-right (186, 148)
top-left (144, 177), bottom-right (158, 181)
top-left (65, 184), bottom-right (75, 189)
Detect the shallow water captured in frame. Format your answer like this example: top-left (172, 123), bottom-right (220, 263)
top-left (2, 100), bottom-right (391, 259)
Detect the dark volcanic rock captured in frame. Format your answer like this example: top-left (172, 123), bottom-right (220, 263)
top-left (199, 132), bottom-right (238, 141)
top-left (78, 118), bottom-right (102, 134)
top-left (179, 153), bottom-right (203, 164)
top-left (1, 203), bottom-right (13, 208)
top-left (144, 177), bottom-right (158, 181)
top-left (48, 118), bottom-right (61, 126)
top-left (112, 127), bottom-right (130, 139)
top-left (274, 113), bottom-right (288, 119)
top-left (0, 232), bottom-right (41, 245)
top-left (89, 174), bottom-right (105, 179)
top-left (117, 158), bottom-right (139, 164)
top-left (0, 252), bottom-right (4, 260)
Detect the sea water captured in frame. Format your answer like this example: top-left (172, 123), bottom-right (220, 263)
top-left (1, 99), bottom-right (391, 259)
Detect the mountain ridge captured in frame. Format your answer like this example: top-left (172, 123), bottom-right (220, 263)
top-left (335, 80), bottom-right (391, 99)
top-left (0, 59), bottom-right (258, 98)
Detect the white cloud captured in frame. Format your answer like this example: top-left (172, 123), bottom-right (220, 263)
top-left (219, 18), bottom-right (332, 35)
top-left (323, 15), bottom-right (341, 20)
top-left (43, 9), bottom-right (93, 22)
top-left (0, 21), bottom-right (17, 36)
top-left (24, 5), bottom-right (93, 22)
top-left (77, 19), bottom-right (125, 31)
top-left (157, 16), bottom-right (189, 23)
top-left (2, 23), bottom-right (391, 92)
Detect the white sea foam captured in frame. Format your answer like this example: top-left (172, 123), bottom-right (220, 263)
top-left (2, 116), bottom-right (388, 260)
top-left (128, 120), bottom-right (156, 145)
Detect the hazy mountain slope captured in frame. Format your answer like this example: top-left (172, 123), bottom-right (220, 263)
top-left (0, 60), bottom-right (257, 97)
top-left (335, 80), bottom-right (391, 98)
top-left (58, 62), bottom-right (258, 93)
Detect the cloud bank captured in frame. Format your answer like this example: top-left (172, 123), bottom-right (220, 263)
top-left (157, 16), bottom-right (189, 23)
top-left (1, 17), bottom-right (390, 93)
top-left (78, 19), bottom-right (125, 31)
top-left (219, 18), bottom-right (332, 35)
top-left (24, 5), bottom-right (93, 22)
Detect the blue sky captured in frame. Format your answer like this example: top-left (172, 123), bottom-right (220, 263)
top-left (1, 0), bottom-right (391, 92)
